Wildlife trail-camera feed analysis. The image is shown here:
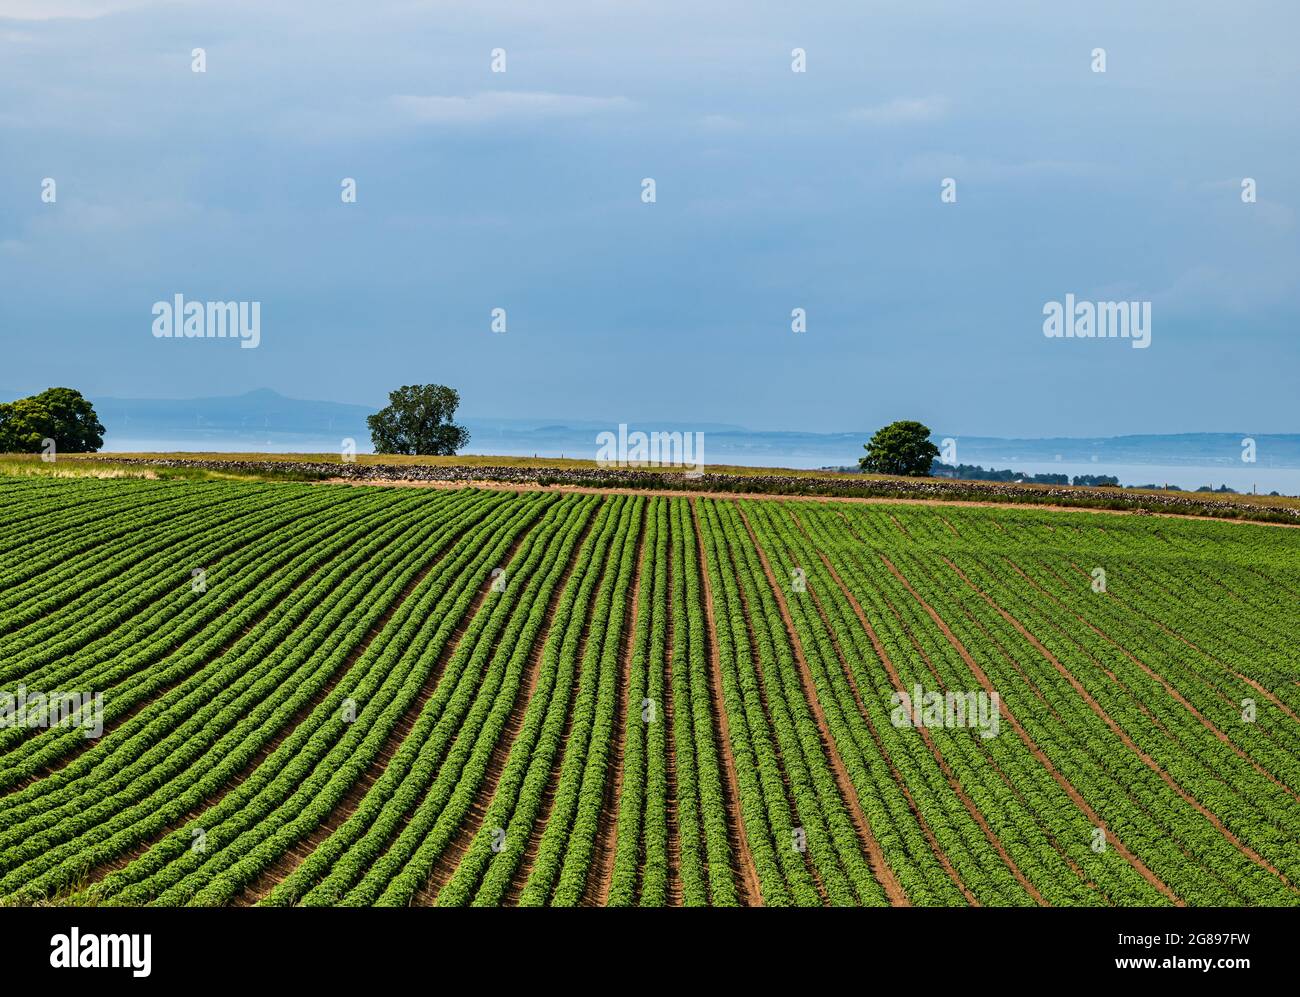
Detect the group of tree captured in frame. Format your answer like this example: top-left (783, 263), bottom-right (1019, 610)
top-left (0, 386), bottom-right (1127, 494)
top-left (0, 388), bottom-right (105, 453)
top-left (856, 424), bottom-right (1140, 488)
top-left (930, 462), bottom-right (1070, 485)
top-left (367, 404), bottom-right (971, 479)
top-left (372, 397), bottom-right (951, 476)
top-left (0, 382), bottom-right (473, 458)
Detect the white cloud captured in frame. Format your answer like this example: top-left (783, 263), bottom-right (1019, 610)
top-left (696, 113), bottom-right (744, 132)
top-left (1153, 260), bottom-right (1300, 315)
top-left (0, 0), bottom-right (162, 19)
top-left (899, 153), bottom-right (1100, 182)
top-left (1194, 179), bottom-right (1294, 228)
top-left (1198, 178), bottom-right (1245, 192)
top-left (392, 91), bottom-right (632, 124)
top-left (845, 96), bottom-right (948, 125)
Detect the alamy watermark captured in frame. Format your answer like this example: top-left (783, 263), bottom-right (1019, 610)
top-left (596, 423), bottom-right (705, 478)
top-left (890, 685), bottom-right (1000, 739)
top-left (152, 294), bottom-right (261, 349)
top-left (0, 685), bottom-right (104, 739)
top-left (50, 929), bottom-right (151, 977)
top-left (1043, 293), bottom-right (1150, 349)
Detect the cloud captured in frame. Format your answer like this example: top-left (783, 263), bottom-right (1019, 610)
top-left (899, 153), bottom-right (1101, 183)
top-left (845, 95), bottom-right (948, 125)
top-left (696, 113), bottom-right (745, 132)
top-left (1198, 178), bottom-right (1246, 192)
top-left (1152, 260), bottom-right (1300, 315)
top-left (0, 0), bottom-right (160, 19)
top-left (391, 91), bottom-right (632, 124)
top-left (1194, 178), bottom-right (1294, 228)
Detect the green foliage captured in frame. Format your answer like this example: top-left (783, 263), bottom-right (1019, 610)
top-left (367, 384), bottom-right (469, 456)
top-left (0, 388), bottom-right (105, 454)
top-left (859, 420), bottom-right (940, 476)
top-left (436, 496), bottom-right (627, 907)
top-left (3, 476), bottom-right (1299, 908)
top-left (515, 496), bottom-right (643, 906)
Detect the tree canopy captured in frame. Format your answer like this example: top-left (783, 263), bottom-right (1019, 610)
top-left (367, 384), bottom-right (470, 456)
top-left (0, 387), bottom-right (105, 453)
top-left (859, 420), bottom-right (940, 477)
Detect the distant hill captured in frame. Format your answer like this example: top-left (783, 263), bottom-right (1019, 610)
top-left (76, 389), bottom-right (1300, 476)
top-left (952, 434), bottom-right (1300, 469)
top-left (92, 390), bottom-right (759, 455)
top-left (93, 389), bottom-right (374, 451)
top-left (95, 387), bottom-right (371, 434)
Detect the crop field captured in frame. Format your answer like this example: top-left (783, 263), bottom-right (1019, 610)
top-left (1, 475), bottom-right (1298, 906)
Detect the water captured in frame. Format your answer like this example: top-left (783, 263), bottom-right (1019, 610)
top-left (955, 460), bottom-right (1300, 497)
top-left (100, 435), bottom-right (1300, 496)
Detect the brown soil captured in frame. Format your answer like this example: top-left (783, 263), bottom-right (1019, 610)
top-left (798, 509), bottom-right (1042, 902)
top-left (16, 498), bottom-right (368, 791)
top-left (871, 559), bottom-right (1047, 905)
top-left (581, 502), bottom-right (646, 906)
top-left (232, 506), bottom-right (544, 904)
top-left (689, 498), bottom-right (761, 906)
top-left (939, 556), bottom-right (1284, 895)
top-left (320, 478), bottom-right (1300, 529)
top-left (661, 527), bottom-right (684, 906)
top-left (721, 515), bottom-right (828, 904)
top-left (420, 501), bottom-right (605, 905)
top-left (785, 508), bottom-right (976, 905)
top-left (502, 513), bottom-right (615, 906)
top-left (79, 501), bottom-right (483, 895)
top-left (1092, 571), bottom-right (1300, 726)
top-left (1003, 559), bottom-right (1300, 803)
top-left (879, 551), bottom-right (1187, 901)
top-left (734, 503), bottom-right (909, 906)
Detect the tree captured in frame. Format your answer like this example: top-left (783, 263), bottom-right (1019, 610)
top-left (367, 384), bottom-right (470, 456)
top-left (0, 387), bottom-right (104, 453)
top-left (859, 420), bottom-right (940, 476)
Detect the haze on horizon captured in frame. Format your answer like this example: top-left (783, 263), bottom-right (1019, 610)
top-left (1, 0), bottom-right (1297, 438)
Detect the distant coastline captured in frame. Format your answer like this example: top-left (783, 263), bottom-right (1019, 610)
top-left (57, 389), bottom-right (1300, 496)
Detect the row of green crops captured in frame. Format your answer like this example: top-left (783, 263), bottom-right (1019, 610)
top-left (812, 501), bottom-right (1300, 906)
top-left (94, 493), bottom-right (555, 906)
top-left (320, 493), bottom-right (602, 906)
top-left (801, 504), bottom-right (1160, 905)
top-left (421, 494), bottom-right (630, 906)
top-left (2, 476), bottom-right (1297, 906)
top-left (514, 496), bottom-right (643, 905)
top-left (604, 498), bottom-right (736, 906)
top-left (0, 479), bottom-right (538, 902)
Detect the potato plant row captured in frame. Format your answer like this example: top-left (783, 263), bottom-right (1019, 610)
top-left (1, 477), bottom-right (1296, 906)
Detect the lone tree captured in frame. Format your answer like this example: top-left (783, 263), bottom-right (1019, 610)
top-left (0, 387), bottom-right (105, 453)
top-left (367, 384), bottom-right (470, 456)
top-left (859, 420), bottom-right (940, 476)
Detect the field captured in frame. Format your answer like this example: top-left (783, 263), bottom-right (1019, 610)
top-left (1, 474), bottom-right (1298, 906)
top-left (8, 452), bottom-right (1300, 521)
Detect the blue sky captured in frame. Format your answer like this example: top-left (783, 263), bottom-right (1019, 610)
top-left (1, 0), bottom-right (1296, 435)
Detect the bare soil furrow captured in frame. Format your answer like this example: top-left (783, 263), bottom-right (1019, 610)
top-left (735, 501), bottom-right (908, 906)
top-left (689, 498), bottom-right (761, 907)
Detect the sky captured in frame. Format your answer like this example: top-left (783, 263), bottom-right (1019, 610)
top-left (1, 0), bottom-right (1297, 436)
